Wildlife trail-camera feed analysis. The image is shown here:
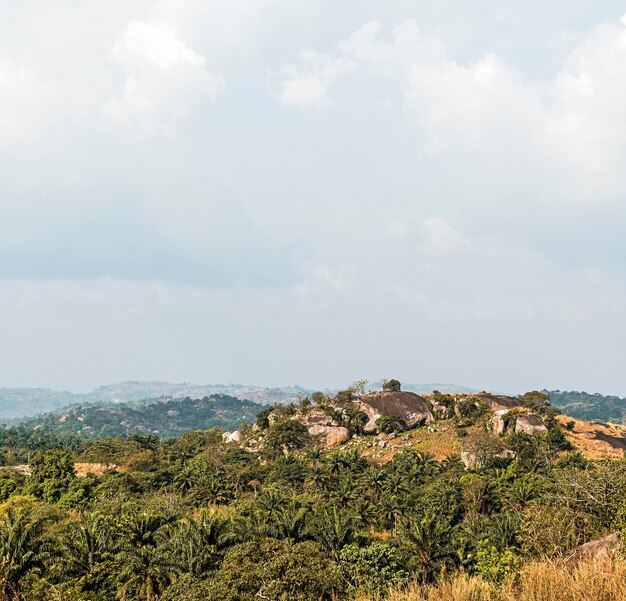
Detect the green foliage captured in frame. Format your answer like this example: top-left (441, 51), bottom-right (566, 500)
top-left (474, 540), bottom-right (520, 582)
top-left (0, 385), bottom-right (621, 600)
top-left (376, 415), bottom-right (408, 434)
top-left (265, 418), bottom-right (310, 452)
top-left (187, 539), bottom-right (341, 601)
top-left (548, 389), bottom-right (626, 424)
top-left (19, 394), bottom-right (267, 439)
top-left (382, 379), bottom-right (402, 392)
top-left (339, 541), bottom-right (410, 594)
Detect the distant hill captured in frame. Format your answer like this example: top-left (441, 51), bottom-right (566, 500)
top-left (19, 394), bottom-right (267, 438)
top-left (0, 380), bottom-right (481, 420)
top-left (0, 382), bottom-right (313, 420)
top-left (547, 390), bottom-right (626, 424)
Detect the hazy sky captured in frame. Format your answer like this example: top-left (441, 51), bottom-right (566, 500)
top-left (2, 1), bottom-right (626, 394)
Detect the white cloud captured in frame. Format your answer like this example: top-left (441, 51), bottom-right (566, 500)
top-left (278, 50), bottom-right (352, 111)
top-left (293, 264), bottom-right (357, 308)
top-left (277, 15), bottom-right (626, 201)
top-left (385, 217), bottom-right (471, 254)
top-left (0, 53), bottom-right (52, 150)
top-left (104, 21), bottom-right (224, 132)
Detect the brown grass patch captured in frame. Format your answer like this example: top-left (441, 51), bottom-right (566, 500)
top-left (353, 555), bottom-right (626, 601)
top-left (557, 415), bottom-right (626, 460)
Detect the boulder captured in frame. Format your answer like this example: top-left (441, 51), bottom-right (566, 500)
top-left (461, 451), bottom-right (479, 470)
top-left (359, 391), bottom-right (434, 434)
top-left (491, 410), bottom-right (510, 435)
top-left (567, 533), bottom-right (620, 563)
top-left (295, 408), bottom-right (335, 428)
top-left (226, 430), bottom-right (244, 443)
top-left (477, 393), bottom-right (521, 412)
top-left (432, 404), bottom-right (450, 419)
top-left (307, 425), bottom-right (349, 447)
top-left (515, 413), bottom-right (548, 436)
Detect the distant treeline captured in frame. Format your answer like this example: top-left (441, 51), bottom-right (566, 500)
top-left (546, 390), bottom-right (626, 424)
top-left (16, 394), bottom-right (266, 439)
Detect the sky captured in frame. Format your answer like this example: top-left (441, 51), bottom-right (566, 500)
top-left (2, 1), bottom-right (626, 395)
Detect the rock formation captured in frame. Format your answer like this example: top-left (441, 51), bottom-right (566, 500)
top-left (358, 391), bottom-right (434, 433)
top-left (515, 413), bottom-right (548, 436)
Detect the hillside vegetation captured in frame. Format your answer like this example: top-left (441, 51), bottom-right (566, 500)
top-left (0, 382), bottom-right (307, 420)
top-left (548, 389), bottom-right (626, 424)
top-left (0, 381), bottom-right (624, 599)
top-left (18, 394), bottom-right (266, 438)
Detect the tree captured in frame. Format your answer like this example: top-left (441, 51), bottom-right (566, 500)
top-left (376, 415), bottom-right (407, 434)
top-left (116, 512), bottom-right (175, 601)
top-left (382, 379), bottom-right (402, 392)
top-left (310, 506), bottom-right (359, 559)
top-left (0, 509), bottom-right (53, 600)
top-left (58, 514), bottom-right (116, 594)
top-left (400, 515), bottom-right (455, 583)
top-left (29, 449), bottom-right (75, 502)
top-left (169, 510), bottom-right (230, 577)
top-left (265, 419), bottom-right (310, 452)
top-left (188, 539), bottom-right (341, 601)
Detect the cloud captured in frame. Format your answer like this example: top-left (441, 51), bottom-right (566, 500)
top-left (278, 50), bottom-right (352, 111)
top-left (0, 53), bottom-right (52, 150)
top-left (277, 15), bottom-right (626, 201)
top-left (104, 21), bottom-right (225, 132)
top-left (385, 217), bottom-right (472, 254)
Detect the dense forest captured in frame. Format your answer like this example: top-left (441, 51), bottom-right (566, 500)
top-left (0, 385), bottom-right (623, 600)
top-left (16, 395), bottom-right (266, 438)
top-left (547, 390), bottom-right (626, 424)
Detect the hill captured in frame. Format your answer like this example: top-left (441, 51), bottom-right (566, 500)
top-left (547, 390), bottom-right (626, 424)
top-left (18, 394), bottom-right (267, 438)
top-left (0, 382), bottom-right (311, 420)
top-left (0, 381), bottom-right (480, 420)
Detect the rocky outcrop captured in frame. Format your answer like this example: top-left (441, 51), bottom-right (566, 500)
top-left (567, 533), bottom-right (620, 563)
top-left (358, 391), bottom-right (433, 434)
top-left (308, 425), bottom-right (349, 447)
top-left (515, 413), bottom-right (548, 436)
top-left (225, 430), bottom-right (244, 443)
top-left (477, 393), bottom-right (521, 412)
top-left (295, 408), bottom-right (334, 428)
top-left (491, 411), bottom-right (508, 435)
top-left (431, 404), bottom-right (450, 419)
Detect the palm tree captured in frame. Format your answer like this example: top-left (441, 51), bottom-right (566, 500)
top-left (270, 502), bottom-right (309, 542)
top-left (0, 509), bottom-right (54, 600)
top-left (399, 515), bottom-right (455, 583)
top-left (362, 468), bottom-right (387, 502)
top-left (169, 510), bottom-right (230, 578)
top-left (116, 546), bottom-right (173, 601)
top-left (310, 506), bottom-right (358, 559)
top-left (330, 477), bottom-right (361, 507)
top-left (58, 514), bottom-right (116, 593)
top-left (116, 512), bottom-right (175, 601)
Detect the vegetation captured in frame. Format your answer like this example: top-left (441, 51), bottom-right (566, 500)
top-left (0, 387), bottom-right (622, 599)
top-left (547, 390), bottom-right (626, 424)
top-left (17, 395), bottom-right (267, 439)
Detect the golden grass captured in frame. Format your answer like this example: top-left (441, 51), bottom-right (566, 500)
top-left (354, 555), bottom-right (626, 601)
top-left (556, 415), bottom-right (626, 460)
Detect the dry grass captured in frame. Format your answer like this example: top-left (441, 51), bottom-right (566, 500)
top-left (355, 555), bottom-right (626, 601)
top-left (556, 415), bottom-right (626, 460)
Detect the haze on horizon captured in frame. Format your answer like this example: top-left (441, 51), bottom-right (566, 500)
top-left (2, 1), bottom-right (626, 396)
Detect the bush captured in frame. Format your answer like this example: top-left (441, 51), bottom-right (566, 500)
top-left (196, 539), bottom-right (341, 601)
top-left (340, 541), bottom-right (410, 594)
top-left (376, 415), bottom-right (407, 434)
top-left (382, 379), bottom-right (402, 392)
top-left (265, 419), bottom-right (310, 452)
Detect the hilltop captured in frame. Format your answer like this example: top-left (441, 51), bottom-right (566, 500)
top-left (19, 394), bottom-right (267, 438)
